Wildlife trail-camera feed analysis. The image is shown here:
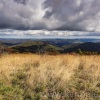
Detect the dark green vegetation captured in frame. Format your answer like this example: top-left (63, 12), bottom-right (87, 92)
top-left (0, 39), bottom-right (100, 55)
top-left (10, 41), bottom-right (62, 54)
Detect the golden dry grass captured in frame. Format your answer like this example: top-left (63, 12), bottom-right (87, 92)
top-left (0, 54), bottom-right (100, 100)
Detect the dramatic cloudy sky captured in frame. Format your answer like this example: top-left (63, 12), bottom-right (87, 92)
top-left (0, 0), bottom-right (100, 38)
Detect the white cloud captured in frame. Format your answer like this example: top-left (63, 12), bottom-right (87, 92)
top-left (0, 29), bottom-right (100, 39)
top-left (0, 0), bottom-right (100, 36)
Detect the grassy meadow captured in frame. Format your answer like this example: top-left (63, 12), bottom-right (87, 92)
top-left (0, 54), bottom-right (100, 100)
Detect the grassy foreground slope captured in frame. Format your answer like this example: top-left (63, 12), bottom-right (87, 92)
top-left (0, 54), bottom-right (100, 100)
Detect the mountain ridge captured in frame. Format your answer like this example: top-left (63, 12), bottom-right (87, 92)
top-left (0, 39), bottom-right (100, 54)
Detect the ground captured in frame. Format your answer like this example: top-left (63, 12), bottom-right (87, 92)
top-left (0, 54), bottom-right (100, 100)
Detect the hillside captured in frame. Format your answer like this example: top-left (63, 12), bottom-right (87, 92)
top-left (0, 54), bottom-right (100, 100)
top-left (10, 41), bottom-right (62, 54)
top-left (0, 42), bottom-right (6, 47)
top-left (0, 39), bottom-right (100, 54)
top-left (63, 42), bottom-right (100, 53)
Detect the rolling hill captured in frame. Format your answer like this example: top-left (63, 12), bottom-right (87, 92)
top-left (9, 41), bottom-right (62, 54)
top-left (0, 39), bottom-right (100, 54)
top-left (63, 42), bottom-right (100, 53)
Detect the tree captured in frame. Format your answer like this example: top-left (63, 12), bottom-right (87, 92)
top-left (77, 49), bottom-right (83, 55)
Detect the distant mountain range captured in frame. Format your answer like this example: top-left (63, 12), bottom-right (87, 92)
top-left (0, 38), bottom-right (100, 54)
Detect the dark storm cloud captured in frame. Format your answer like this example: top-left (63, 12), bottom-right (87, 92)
top-left (14, 0), bottom-right (28, 5)
top-left (0, 0), bottom-right (46, 30)
top-left (0, 0), bottom-right (100, 32)
top-left (44, 0), bottom-right (100, 31)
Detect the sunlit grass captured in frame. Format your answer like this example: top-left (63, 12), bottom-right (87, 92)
top-left (0, 54), bottom-right (100, 100)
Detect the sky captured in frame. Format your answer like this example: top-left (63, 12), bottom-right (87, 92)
top-left (0, 0), bottom-right (100, 38)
